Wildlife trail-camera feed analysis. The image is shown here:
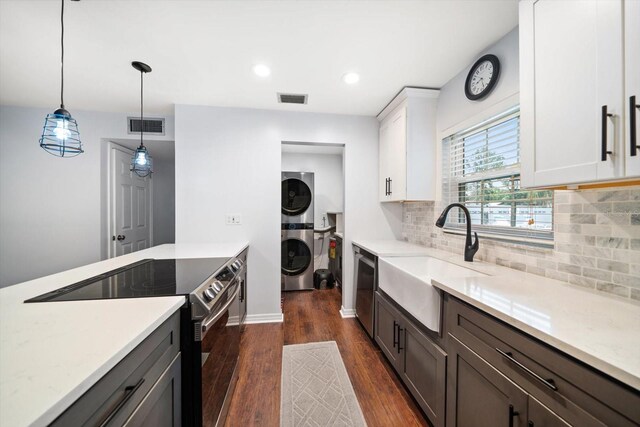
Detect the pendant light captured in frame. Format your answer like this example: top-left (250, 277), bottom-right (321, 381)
top-left (39, 0), bottom-right (82, 157)
top-left (130, 61), bottom-right (153, 177)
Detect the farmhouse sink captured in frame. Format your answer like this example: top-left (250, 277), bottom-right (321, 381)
top-left (378, 256), bottom-right (487, 333)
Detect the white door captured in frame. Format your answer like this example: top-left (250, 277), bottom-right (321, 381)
top-left (111, 146), bottom-right (151, 257)
top-left (520, 0), bottom-right (624, 187)
top-left (625, 0), bottom-right (640, 177)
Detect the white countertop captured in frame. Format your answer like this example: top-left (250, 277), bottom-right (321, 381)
top-left (0, 242), bottom-right (249, 427)
top-left (378, 245), bottom-right (640, 390)
top-left (352, 239), bottom-right (432, 256)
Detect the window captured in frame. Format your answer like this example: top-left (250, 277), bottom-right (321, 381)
top-left (442, 107), bottom-right (554, 242)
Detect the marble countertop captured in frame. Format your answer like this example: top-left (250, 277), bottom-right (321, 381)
top-left (0, 242), bottom-right (249, 427)
top-left (351, 239), bottom-right (432, 256)
top-left (378, 245), bottom-right (640, 390)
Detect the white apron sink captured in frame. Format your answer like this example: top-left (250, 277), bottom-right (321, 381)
top-left (378, 256), bottom-right (487, 333)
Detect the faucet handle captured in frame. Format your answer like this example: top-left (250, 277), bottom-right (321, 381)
top-left (472, 231), bottom-right (479, 249)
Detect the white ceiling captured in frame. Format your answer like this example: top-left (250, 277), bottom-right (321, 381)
top-left (0, 0), bottom-right (518, 117)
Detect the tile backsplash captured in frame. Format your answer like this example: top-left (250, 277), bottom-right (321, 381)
top-left (402, 186), bottom-right (640, 301)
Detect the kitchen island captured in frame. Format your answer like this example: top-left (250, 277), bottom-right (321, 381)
top-left (0, 242), bottom-right (248, 427)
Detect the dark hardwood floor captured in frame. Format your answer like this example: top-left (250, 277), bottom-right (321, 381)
top-left (224, 287), bottom-right (429, 427)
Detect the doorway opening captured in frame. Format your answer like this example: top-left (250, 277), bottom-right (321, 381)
top-left (281, 141), bottom-right (345, 292)
top-left (107, 139), bottom-right (175, 258)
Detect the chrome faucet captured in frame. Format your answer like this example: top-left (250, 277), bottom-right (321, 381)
top-left (435, 203), bottom-right (479, 262)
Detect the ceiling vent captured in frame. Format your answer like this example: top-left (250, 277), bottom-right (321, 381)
top-left (127, 117), bottom-right (165, 135)
top-left (277, 93), bottom-right (308, 105)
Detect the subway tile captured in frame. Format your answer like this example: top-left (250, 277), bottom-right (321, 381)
top-left (596, 213), bottom-right (630, 226)
top-left (596, 237), bottom-right (629, 249)
top-left (583, 267), bottom-right (613, 282)
top-left (611, 249), bottom-right (637, 263)
top-left (555, 223), bottom-right (581, 234)
top-left (582, 202), bottom-right (612, 214)
top-left (569, 255), bottom-right (596, 268)
top-left (536, 258), bottom-right (557, 270)
top-left (631, 288), bottom-right (640, 301)
top-left (556, 203), bottom-right (583, 213)
top-left (568, 274), bottom-right (596, 289)
top-left (510, 262), bottom-right (527, 272)
top-left (546, 270), bottom-right (569, 282)
top-left (597, 190), bottom-right (629, 202)
top-left (526, 265), bottom-right (546, 276)
top-left (583, 246), bottom-right (611, 258)
top-left (580, 224), bottom-right (611, 237)
top-left (558, 263), bottom-right (581, 275)
top-left (632, 214), bottom-right (640, 225)
top-left (612, 273), bottom-right (640, 288)
top-left (597, 259), bottom-right (629, 274)
top-left (613, 201), bottom-right (640, 214)
top-left (555, 243), bottom-right (583, 255)
top-left (570, 214), bottom-right (596, 224)
top-left (596, 282), bottom-right (630, 298)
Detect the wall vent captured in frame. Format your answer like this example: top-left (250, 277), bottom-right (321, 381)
top-left (277, 93), bottom-right (308, 104)
top-left (127, 117), bottom-right (165, 135)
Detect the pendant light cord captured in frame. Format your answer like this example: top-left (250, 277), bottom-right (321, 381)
top-left (60, 0), bottom-right (65, 109)
top-left (140, 69), bottom-right (144, 147)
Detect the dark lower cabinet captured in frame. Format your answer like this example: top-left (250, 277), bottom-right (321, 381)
top-left (528, 397), bottom-right (570, 427)
top-left (124, 352), bottom-right (181, 426)
top-left (447, 336), bottom-right (528, 427)
top-left (375, 291), bottom-right (446, 427)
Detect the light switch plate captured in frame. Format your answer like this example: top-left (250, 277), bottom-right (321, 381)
top-left (225, 214), bottom-right (242, 225)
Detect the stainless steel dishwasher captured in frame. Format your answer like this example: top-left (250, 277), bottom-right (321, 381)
top-left (354, 245), bottom-right (377, 338)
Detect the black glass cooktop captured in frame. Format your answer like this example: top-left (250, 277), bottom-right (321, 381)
top-left (25, 258), bottom-right (229, 303)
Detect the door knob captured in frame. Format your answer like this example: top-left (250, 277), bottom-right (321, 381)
top-left (117, 235), bottom-right (126, 241)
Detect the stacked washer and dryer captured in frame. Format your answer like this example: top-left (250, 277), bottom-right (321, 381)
top-left (281, 172), bottom-right (315, 291)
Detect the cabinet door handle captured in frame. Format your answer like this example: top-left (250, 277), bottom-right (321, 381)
top-left (386, 178), bottom-right (390, 195)
top-left (631, 96), bottom-right (639, 157)
top-left (392, 320), bottom-right (398, 348)
top-left (496, 348), bottom-right (558, 391)
top-left (508, 405), bottom-right (519, 427)
top-left (601, 105), bottom-right (614, 161)
top-left (397, 326), bottom-right (403, 353)
top-left (388, 178), bottom-right (392, 196)
top-left (98, 378), bottom-right (145, 427)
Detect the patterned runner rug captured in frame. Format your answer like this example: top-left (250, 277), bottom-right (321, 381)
top-left (281, 341), bottom-right (367, 427)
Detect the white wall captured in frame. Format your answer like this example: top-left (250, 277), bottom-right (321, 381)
top-left (437, 27), bottom-right (519, 135)
top-left (281, 151), bottom-right (344, 270)
top-left (152, 152), bottom-right (176, 245)
top-left (0, 105), bottom-right (174, 287)
top-left (175, 105), bottom-right (402, 319)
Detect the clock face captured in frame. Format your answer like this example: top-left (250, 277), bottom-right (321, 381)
top-left (465, 54), bottom-right (500, 100)
top-left (469, 61), bottom-right (493, 95)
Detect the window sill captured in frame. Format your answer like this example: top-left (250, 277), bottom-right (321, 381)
top-left (442, 227), bottom-right (554, 249)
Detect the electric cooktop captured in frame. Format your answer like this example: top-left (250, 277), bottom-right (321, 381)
top-left (25, 258), bottom-right (230, 303)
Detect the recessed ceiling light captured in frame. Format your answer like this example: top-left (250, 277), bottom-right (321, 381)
top-left (253, 64), bottom-right (271, 77)
top-left (342, 72), bottom-right (360, 84)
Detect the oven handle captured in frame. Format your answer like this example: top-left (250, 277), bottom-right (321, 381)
top-left (201, 281), bottom-right (240, 336)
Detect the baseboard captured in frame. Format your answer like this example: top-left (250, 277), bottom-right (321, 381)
top-left (339, 307), bottom-right (356, 318)
top-left (244, 312), bottom-right (284, 324)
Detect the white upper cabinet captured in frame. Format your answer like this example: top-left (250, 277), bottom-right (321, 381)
top-left (625, 0), bottom-right (640, 177)
top-left (378, 88), bottom-right (439, 202)
top-left (519, 0), bottom-right (639, 188)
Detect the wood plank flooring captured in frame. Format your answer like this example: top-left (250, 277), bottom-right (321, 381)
top-left (224, 288), bottom-right (429, 427)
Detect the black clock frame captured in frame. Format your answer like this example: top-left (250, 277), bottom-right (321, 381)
top-left (465, 54), bottom-right (501, 101)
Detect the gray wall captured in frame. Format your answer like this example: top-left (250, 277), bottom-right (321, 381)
top-left (175, 105), bottom-right (402, 319)
top-left (0, 106), bottom-right (175, 287)
top-left (152, 151), bottom-right (176, 245)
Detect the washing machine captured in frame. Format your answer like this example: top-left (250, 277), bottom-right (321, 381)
top-left (281, 172), bottom-right (314, 225)
top-left (281, 223), bottom-right (315, 291)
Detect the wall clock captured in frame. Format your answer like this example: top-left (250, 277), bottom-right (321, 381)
top-left (465, 54), bottom-right (501, 100)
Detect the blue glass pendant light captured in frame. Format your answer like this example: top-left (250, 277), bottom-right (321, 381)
top-left (130, 61), bottom-right (153, 177)
top-left (39, 0), bottom-right (82, 157)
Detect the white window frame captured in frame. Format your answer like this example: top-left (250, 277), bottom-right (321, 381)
top-left (442, 107), bottom-right (554, 246)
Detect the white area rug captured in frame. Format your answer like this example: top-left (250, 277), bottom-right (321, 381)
top-left (281, 341), bottom-right (367, 427)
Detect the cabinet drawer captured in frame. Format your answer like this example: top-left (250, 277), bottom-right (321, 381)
top-left (52, 312), bottom-right (181, 426)
top-left (447, 297), bottom-right (639, 426)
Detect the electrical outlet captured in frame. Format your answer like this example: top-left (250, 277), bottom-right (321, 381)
top-left (225, 214), bottom-right (242, 225)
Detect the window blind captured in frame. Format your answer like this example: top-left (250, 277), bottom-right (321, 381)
top-left (442, 107), bottom-right (554, 242)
